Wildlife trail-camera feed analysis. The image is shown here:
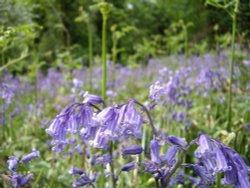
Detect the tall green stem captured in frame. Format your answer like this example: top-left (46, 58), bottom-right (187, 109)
top-left (101, 13), bottom-right (107, 100)
top-left (111, 39), bottom-right (117, 87)
top-left (109, 141), bottom-right (116, 188)
top-left (88, 22), bottom-right (93, 92)
top-left (227, 9), bottom-right (237, 132)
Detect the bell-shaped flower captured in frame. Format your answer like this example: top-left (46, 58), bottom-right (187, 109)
top-left (20, 149), bottom-right (40, 163)
top-left (150, 139), bottom-right (160, 164)
top-left (7, 156), bottom-right (18, 171)
top-left (122, 145), bottom-right (143, 157)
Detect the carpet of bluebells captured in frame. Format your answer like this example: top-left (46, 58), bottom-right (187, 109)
top-left (1, 50), bottom-right (250, 188)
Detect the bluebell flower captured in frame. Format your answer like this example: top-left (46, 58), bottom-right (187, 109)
top-left (197, 133), bottom-right (214, 156)
top-left (168, 170), bottom-right (184, 188)
top-left (122, 145), bottom-right (143, 157)
top-left (118, 101), bottom-right (143, 139)
top-left (90, 128), bottom-right (109, 149)
top-left (11, 172), bottom-right (33, 188)
top-left (160, 146), bottom-right (178, 166)
top-left (7, 156), bottom-right (18, 171)
top-left (237, 169), bottom-right (250, 188)
top-left (222, 164), bottom-right (238, 185)
top-left (200, 155), bottom-right (216, 172)
top-left (78, 105), bottom-right (94, 127)
top-left (74, 145), bottom-right (83, 155)
top-left (20, 149), bottom-right (40, 163)
top-left (168, 135), bottom-right (187, 148)
top-left (215, 147), bottom-right (231, 172)
top-left (72, 173), bottom-right (97, 188)
top-left (46, 103), bottom-right (94, 152)
top-left (193, 164), bottom-right (215, 185)
top-left (95, 107), bottom-right (116, 126)
top-left (141, 160), bottom-right (158, 174)
top-left (66, 115), bottom-right (80, 134)
top-left (69, 166), bottom-right (85, 175)
top-left (83, 92), bottom-right (103, 105)
top-left (92, 154), bottom-right (112, 168)
top-left (233, 153), bottom-right (250, 173)
top-left (150, 139), bottom-right (160, 164)
top-left (121, 161), bottom-right (138, 171)
top-left (188, 176), bottom-right (201, 186)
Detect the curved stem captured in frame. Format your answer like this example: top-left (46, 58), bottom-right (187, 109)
top-left (162, 141), bottom-right (195, 186)
top-left (133, 100), bottom-right (157, 136)
top-left (163, 150), bottom-right (186, 185)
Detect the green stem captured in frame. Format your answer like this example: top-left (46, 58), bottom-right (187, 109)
top-left (155, 178), bottom-right (160, 188)
top-left (111, 40), bottom-right (117, 87)
top-left (163, 150), bottom-right (186, 185)
top-left (227, 11), bottom-right (237, 132)
top-left (216, 173), bottom-right (221, 188)
top-left (88, 21), bottom-right (93, 92)
top-left (1, 50), bottom-right (4, 66)
top-left (101, 14), bottom-right (107, 100)
top-left (133, 100), bottom-right (157, 136)
top-left (109, 141), bottom-right (116, 188)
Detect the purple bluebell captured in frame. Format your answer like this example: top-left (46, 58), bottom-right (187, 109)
top-left (141, 160), bottom-right (158, 174)
top-left (150, 139), bottom-right (160, 164)
top-left (74, 145), bottom-right (83, 155)
top-left (78, 105), bottom-right (94, 127)
top-left (201, 155), bottom-right (216, 173)
top-left (11, 172), bottom-right (33, 188)
top-left (69, 166), bottom-right (85, 175)
top-left (197, 133), bottom-right (214, 156)
top-left (90, 128), bottom-right (109, 149)
top-left (237, 169), bottom-right (250, 188)
top-left (168, 170), bottom-right (184, 188)
top-left (233, 153), bottom-right (250, 173)
top-left (188, 177), bottom-right (201, 186)
top-left (20, 149), bottom-right (40, 163)
top-left (160, 146), bottom-right (178, 166)
top-left (45, 118), bottom-right (61, 136)
top-left (46, 103), bottom-right (95, 153)
top-left (122, 145), bottom-right (143, 157)
top-left (95, 107), bottom-right (116, 125)
top-left (72, 173), bottom-right (97, 188)
top-left (193, 164), bottom-right (215, 185)
top-left (222, 162), bottom-right (238, 185)
top-left (215, 148), bottom-right (231, 172)
top-left (0, 83), bottom-right (15, 104)
top-left (7, 156), bottom-right (18, 171)
top-left (92, 154), bottom-right (112, 168)
top-left (104, 114), bottom-right (119, 140)
top-left (121, 161), bottom-right (138, 171)
top-left (168, 135), bottom-right (187, 148)
top-left (121, 101), bottom-right (143, 139)
top-left (85, 148), bottom-right (91, 159)
top-left (83, 92), bottom-right (103, 105)
top-left (66, 115), bottom-right (80, 134)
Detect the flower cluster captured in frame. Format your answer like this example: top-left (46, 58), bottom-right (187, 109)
top-left (6, 149), bottom-right (40, 188)
top-left (69, 166), bottom-right (97, 188)
top-left (46, 93), bottom-right (250, 188)
top-left (139, 134), bottom-right (250, 188)
top-left (141, 137), bottom-right (185, 187)
top-left (46, 94), bottom-right (143, 152)
top-left (191, 134), bottom-right (250, 187)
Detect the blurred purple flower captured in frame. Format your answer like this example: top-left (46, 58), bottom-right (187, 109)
top-left (20, 149), bottom-right (40, 163)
